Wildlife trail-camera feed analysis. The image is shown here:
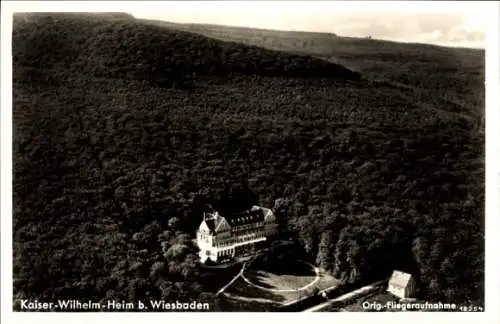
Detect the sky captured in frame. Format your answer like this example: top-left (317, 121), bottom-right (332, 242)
top-left (129, 1), bottom-right (489, 49)
top-left (3, 1), bottom-right (490, 48)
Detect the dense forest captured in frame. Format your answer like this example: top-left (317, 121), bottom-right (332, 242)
top-left (12, 13), bottom-right (484, 309)
top-left (143, 19), bottom-right (485, 117)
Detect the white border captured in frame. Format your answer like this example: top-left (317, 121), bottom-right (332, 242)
top-left (484, 0), bottom-right (500, 318)
top-left (1, 2), bottom-right (499, 324)
top-left (0, 1), bottom-right (490, 13)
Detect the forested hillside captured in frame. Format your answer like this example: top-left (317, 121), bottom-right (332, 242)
top-left (14, 13), bottom-right (360, 87)
top-left (12, 13), bottom-right (484, 309)
top-left (144, 20), bottom-right (484, 115)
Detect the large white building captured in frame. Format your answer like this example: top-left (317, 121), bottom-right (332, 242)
top-left (196, 205), bottom-right (278, 263)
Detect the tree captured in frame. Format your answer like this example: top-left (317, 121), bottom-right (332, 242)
top-left (316, 230), bottom-right (334, 270)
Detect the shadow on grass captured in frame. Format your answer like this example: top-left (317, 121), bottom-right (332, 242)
top-left (243, 270), bottom-right (278, 290)
top-left (251, 258), bottom-right (316, 277)
top-left (201, 264), bottom-right (243, 293)
top-left (225, 277), bottom-right (287, 304)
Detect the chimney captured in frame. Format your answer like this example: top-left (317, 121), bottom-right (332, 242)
top-left (204, 211), bottom-right (218, 221)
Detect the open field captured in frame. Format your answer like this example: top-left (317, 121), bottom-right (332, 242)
top-left (200, 263), bottom-right (243, 293)
top-left (219, 255), bottom-right (340, 311)
top-left (243, 260), bottom-right (318, 292)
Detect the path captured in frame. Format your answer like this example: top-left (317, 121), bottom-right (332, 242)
top-left (279, 277), bottom-right (342, 307)
top-left (303, 279), bottom-right (387, 312)
top-left (216, 262), bottom-right (247, 296)
top-left (215, 240), bottom-right (294, 295)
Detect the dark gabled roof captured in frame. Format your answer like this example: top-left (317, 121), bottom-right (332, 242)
top-left (225, 208), bottom-right (265, 226)
top-left (205, 218), bottom-right (217, 233)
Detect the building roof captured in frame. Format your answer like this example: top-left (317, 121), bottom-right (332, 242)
top-left (225, 208), bottom-right (266, 226)
top-left (199, 206), bottom-right (274, 234)
top-left (204, 218), bottom-right (218, 233)
top-left (389, 270), bottom-right (412, 289)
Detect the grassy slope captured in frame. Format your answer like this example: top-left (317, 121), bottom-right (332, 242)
top-left (12, 13), bottom-right (484, 307)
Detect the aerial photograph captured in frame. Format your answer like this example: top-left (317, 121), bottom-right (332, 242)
top-left (6, 1), bottom-right (490, 315)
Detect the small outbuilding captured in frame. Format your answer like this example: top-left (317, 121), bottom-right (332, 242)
top-left (387, 270), bottom-right (416, 299)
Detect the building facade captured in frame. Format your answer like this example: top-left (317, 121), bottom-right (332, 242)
top-left (387, 270), bottom-right (416, 299)
top-left (196, 205), bottom-right (278, 263)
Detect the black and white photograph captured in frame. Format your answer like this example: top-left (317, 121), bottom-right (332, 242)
top-left (1, 0), bottom-right (499, 322)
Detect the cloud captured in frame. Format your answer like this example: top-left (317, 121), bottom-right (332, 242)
top-left (130, 3), bottom-right (487, 48)
top-left (316, 13), bottom-right (484, 47)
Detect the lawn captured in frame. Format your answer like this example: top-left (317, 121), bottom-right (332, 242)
top-left (218, 277), bottom-right (284, 311)
top-left (243, 259), bottom-right (318, 292)
top-left (219, 255), bottom-right (341, 311)
top-left (200, 263), bottom-right (244, 293)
